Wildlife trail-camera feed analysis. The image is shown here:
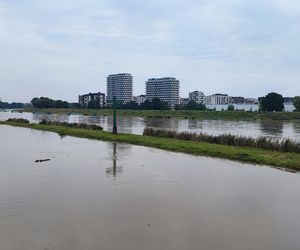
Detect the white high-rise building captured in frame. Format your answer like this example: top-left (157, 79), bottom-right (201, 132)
top-left (107, 73), bottom-right (133, 104)
top-left (146, 77), bottom-right (180, 108)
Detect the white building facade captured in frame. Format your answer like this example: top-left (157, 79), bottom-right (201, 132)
top-left (107, 73), bottom-right (133, 104)
top-left (146, 77), bottom-right (180, 108)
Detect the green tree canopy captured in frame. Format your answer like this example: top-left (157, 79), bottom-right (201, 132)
top-left (227, 104), bottom-right (235, 111)
top-left (259, 92), bottom-right (284, 112)
top-left (140, 98), bottom-right (169, 110)
top-left (88, 99), bottom-right (100, 109)
top-left (293, 96), bottom-right (300, 111)
top-left (31, 97), bottom-right (70, 109)
top-left (183, 100), bottom-right (206, 110)
top-left (121, 101), bottom-right (139, 110)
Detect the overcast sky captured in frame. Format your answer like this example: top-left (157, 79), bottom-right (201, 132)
top-left (0, 0), bottom-right (300, 102)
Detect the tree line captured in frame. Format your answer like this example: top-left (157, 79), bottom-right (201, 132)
top-left (31, 97), bottom-right (81, 109)
top-left (29, 94), bottom-right (300, 111)
top-left (0, 101), bottom-right (25, 109)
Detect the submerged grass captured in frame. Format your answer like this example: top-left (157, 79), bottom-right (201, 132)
top-left (143, 128), bottom-right (300, 153)
top-left (39, 119), bottom-right (103, 130)
top-left (1, 120), bottom-right (300, 171)
top-left (20, 108), bottom-right (300, 121)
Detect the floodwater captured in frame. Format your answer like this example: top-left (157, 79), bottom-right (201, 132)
top-left (1, 110), bottom-right (300, 141)
top-left (0, 125), bottom-right (300, 250)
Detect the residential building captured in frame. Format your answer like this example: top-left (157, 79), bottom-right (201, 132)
top-left (188, 91), bottom-right (205, 104)
top-left (133, 95), bottom-right (146, 106)
top-left (78, 92), bottom-right (105, 107)
top-left (146, 77), bottom-right (180, 108)
top-left (245, 98), bottom-right (258, 104)
top-left (107, 73), bottom-right (133, 104)
top-left (180, 98), bottom-right (190, 106)
top-left (205, 94), bottom-right (229, 105)
top-left (230, 96), bottom-right (245, 104)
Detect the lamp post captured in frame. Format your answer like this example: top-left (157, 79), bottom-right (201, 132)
top-left (112, 96), bottom-right (117, 134)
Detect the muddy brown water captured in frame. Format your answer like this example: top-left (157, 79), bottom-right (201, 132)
top-left (1, 110), bottom-right (300, 141)
top-left (0, 125), bottom-right (300, 250)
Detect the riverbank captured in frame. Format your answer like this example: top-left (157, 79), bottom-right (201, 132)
top-left (20, 108), bottom-right (300, 121)
top-left (1, 120), bottom-right (300, 171)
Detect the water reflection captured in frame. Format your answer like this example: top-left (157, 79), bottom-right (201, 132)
top-left (259, 120), bottom-right (284, 138)
top-left (188, 119), bottom-right (202, 130)
top-left (105, 142), bottom-right (123, 177)
top-left (293, 122), bottom-right (300, 134)
top-left (145, 118), bottom-right (179, 131)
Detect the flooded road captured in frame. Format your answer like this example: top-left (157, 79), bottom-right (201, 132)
top-left (0, 125), bottom-right (300, 250)
top-left (1, 110), bottom-right (300, 141)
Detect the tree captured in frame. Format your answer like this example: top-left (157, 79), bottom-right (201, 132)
top-left (140, 98), bottom-right (169, 110)
top-left (31, 97), bottom-right (70, 109)
top-left (121, 101), bottom-right (139, 110)
top-left (259, 92), bottom-right (284, 112)
top-left (185, 100), bottom-right (198, 110)
top-left (293, 96), bottom-right (300, 111)
top-left (55, 100), bottom-right (64, 108)
top-left (88, 99), bottom-right (100, 109)
top-left (182, 101), bottom-right (206, 110)
top-left (69, 103), bottom-right (82, 109)
top-left (227, 104), bottom-right (235, 111)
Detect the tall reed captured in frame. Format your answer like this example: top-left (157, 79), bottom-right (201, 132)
top-left (143, 128), bottom-right (300, 153)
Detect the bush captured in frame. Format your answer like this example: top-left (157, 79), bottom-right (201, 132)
top-left (7, 118), bottom-right (30, 124)
top-left (39, 119), bottom-right (103, 130)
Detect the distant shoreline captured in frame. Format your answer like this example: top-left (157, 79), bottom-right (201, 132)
top-left (19, 108), bottom-right (300, 121)
top-left (1, 120), bottom-right (300, 171)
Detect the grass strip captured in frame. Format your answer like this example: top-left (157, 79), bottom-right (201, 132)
top-left (1, 121), bottom-right (300, 171)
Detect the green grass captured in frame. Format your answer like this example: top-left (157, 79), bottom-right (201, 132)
top-left (1, 120), bottom-right (300, 171)
top-left (20, 108), bottom-right (300, 121)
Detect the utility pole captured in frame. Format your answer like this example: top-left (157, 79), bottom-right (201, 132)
top-left (112, 96), bottom-right (117, 134)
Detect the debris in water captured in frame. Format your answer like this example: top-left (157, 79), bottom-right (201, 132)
top-left (35, 159), bottom-right (51, 163)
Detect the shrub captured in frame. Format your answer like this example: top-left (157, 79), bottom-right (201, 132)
top-left (7, 118), bottom-right (30, 124)
top-left (39, 119), bottom-right (103, 130)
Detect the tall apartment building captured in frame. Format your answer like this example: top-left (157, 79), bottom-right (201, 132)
top-left (78, 92), bottom-right (105, 107)
top-left (107, 73), bottom-right (133, 104)
top-left (189, 91), bottom-right (205, 104)
top-left (205, 94), bottom-right (229, 105)
top-left (146, 77), bottom-right (180, 108)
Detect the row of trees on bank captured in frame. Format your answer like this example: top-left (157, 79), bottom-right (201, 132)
top-left (31, 97), bottom-right (81, 109)
top-left (29, 94), bottom-right (300, 111)
top-left (120, 98), bottom-right (169, 110)
top-left (0, 101), bottom-right (25, 109)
